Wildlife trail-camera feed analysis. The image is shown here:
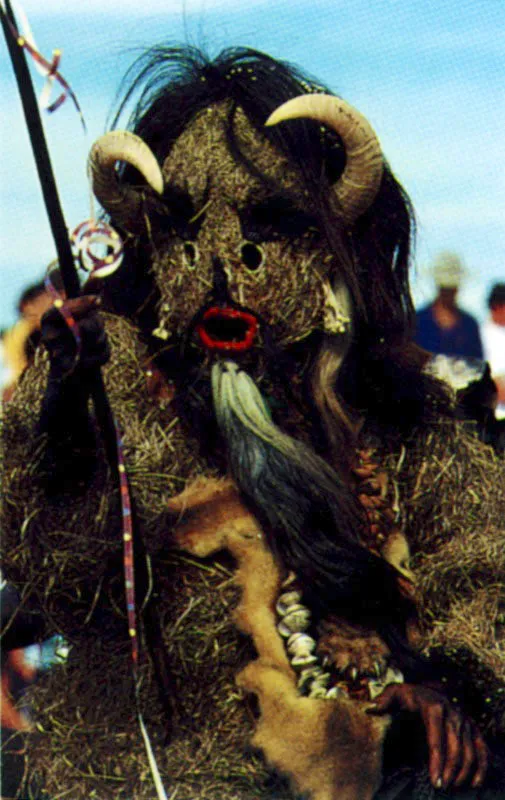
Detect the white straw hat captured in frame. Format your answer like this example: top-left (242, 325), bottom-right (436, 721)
top-left (432, 251), bottom-right (466, 288)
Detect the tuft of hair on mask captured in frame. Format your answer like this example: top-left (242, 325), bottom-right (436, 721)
top-left (106, 45), bottom-right (415, 337)
top-left (211, 360), bottom-right (415, 636)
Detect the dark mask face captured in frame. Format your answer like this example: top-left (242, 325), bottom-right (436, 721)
top-left (148, 102), bottom-right (342, 353)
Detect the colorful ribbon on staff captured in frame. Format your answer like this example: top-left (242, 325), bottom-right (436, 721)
top-left (0, 0), bottom-right (85, 128)
top-left (71, 219), bottom-right (124, 278)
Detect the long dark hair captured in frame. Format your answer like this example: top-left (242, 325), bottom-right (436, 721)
top-left (98, 47), bottom-right (452, 673)
top-left (102, 45), bottom-right (449, 430)
top-left (105, 48), bottom-right (408, 327)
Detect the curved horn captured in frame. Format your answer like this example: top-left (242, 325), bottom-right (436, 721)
top-left (266, 95), bottom-right (383, 224)
top-left (88, 131), bottom-right (164, 230)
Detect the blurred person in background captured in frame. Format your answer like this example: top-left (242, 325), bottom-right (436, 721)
top-left (2, 269), bottom-right (62, 402)
top-left (415, 254), bottom-right (505, 453)
top-left (2, 280), bottom-right (53, 402)
top-left (1, 268), bottom-right (65, 798)
top-left (482, 283), bottom-right (505, 420)
top-left (415, 251), bottom-right (483, 360)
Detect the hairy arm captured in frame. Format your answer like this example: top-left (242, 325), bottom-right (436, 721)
top-left (369, 682), bottom-right (488, 790)
top-left (37, 295), bottom-right (110, 493)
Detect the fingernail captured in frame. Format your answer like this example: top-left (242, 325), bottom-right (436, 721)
top-left (435, 777), bottom-right (443, 789)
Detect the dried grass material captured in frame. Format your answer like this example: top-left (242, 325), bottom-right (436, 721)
top-left (152, 103), bottom-right (327, 348)
top-left (4, 312), bottom-right (505, 796)
top-left (423, 587), bottom-right (505, 680)
top-left (1, 313), bottom-right (291, 798)
top-left (19, 553), bottom-right (293, 800)
top-left (1, 345), bottom-right (119, 635)
top-left (391, 419), bottom-right (505, 557)
top-left (100, 316), bottom-right (212, 551)
top-left (1, 314), bottom-right (207, 629)
top-left (415, 529), bottom-right (505, 617)
top-left (391, 420), bottom-right (505, 611)
top-left (379, 419), bottom-right (505, 729)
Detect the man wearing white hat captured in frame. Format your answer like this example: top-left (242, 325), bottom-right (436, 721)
top-left (415, 251), bottom-right (483, 359)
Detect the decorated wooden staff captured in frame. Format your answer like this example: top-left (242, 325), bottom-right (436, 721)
top-left (0, 0), bottom-right (121, 465)
top-left (0, 6), bottom-right (172, 797)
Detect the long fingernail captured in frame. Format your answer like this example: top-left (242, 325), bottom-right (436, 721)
top-left (435, 777), bottom-right (442, 789)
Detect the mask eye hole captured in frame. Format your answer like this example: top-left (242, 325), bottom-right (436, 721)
top-left (183, 241), bottom-right (199, 270)
top-left (240, 242), bottom-right (264, 272)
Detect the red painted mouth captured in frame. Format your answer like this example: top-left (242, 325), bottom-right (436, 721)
top-left (197, 306), bottom-right (258, 353)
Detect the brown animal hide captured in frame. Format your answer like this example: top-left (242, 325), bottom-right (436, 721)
top-left (170, 477), bottom-right (390, 800)
top-left (3, 313), bottom-right (505, 798)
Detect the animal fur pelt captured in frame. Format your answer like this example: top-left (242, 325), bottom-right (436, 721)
top-left (169, 477), bottom-right (390, 800)
top-left (2, 312), bottom-right (505, 799)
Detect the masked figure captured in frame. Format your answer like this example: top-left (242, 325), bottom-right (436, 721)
top-left (2, 46), bottom-right (505, 800)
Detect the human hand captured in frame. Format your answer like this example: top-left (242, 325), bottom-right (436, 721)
top-left (40, 295), bottom-right (109, 379)
top-left (368, 682), bottom-right (488, 791)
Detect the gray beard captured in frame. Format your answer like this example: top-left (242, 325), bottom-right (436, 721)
top-left (210, 359), bottom-right (404, 625)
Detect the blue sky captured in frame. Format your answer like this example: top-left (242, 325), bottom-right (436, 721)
top-left (1, 0), bottom-right (504, 329)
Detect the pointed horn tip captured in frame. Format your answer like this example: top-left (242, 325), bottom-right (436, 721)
top-left (89, 131), bottom-right (164, 196)
top-left (149, 171), bottom-right (164, 196)
top-left (265, 93), bottom-right (383, 223)
top-left (264, 108), bottom-right (283, 127)
top-left (265, 94), bottom-right (334, 128)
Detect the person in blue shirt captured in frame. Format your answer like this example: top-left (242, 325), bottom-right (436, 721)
top-left (415, 251), bottom-right (483, 359)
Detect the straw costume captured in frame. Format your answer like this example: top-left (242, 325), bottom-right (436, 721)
top-left (2, 47), bottom-right (505, 799)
